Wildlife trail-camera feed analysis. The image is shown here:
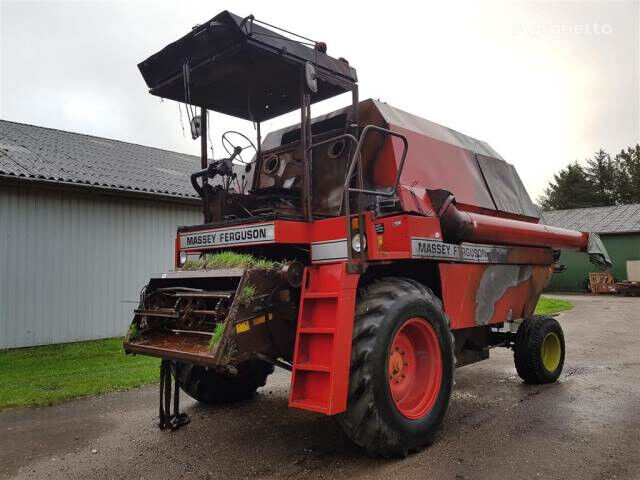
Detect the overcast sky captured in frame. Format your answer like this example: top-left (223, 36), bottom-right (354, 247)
top-left (1, 0), bottom-right (638, 199)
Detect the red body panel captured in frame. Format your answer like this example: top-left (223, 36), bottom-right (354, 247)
top-left (392, 126), bottom-right (496, 212)
top-left (174, 235), bottom-right (180, 269)
top-left (310, 216), bottom-right (349, 242)
top-left (367, 214), bottom-right (441, 260)
top-left (274, 220), bottom-right (313, 244)
top-left (176, 199), bottom-right (589, 264)
top-left (439, 263), bottom-right (552, 329)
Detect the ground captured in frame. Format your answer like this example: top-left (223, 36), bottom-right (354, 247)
top-left (1, 295), bottom-right (638, 480)
top-left (0, 297), bottom-right (571, 410)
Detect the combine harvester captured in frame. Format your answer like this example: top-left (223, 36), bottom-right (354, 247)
top-left (124, 11), bottom-right (610, 456)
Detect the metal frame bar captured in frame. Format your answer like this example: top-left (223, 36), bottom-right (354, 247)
top-left (242, 15), bottom-right (318, 47)
top-left (200, 106), bottom-right (208, 218)
top-left (300, 74), bottom-right (313, 220)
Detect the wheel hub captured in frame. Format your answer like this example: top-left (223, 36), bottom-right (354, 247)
top-left (541, 332), bottom-right (561, 372)
top-left (389, 350), bottom-right (406, 382)
top-left (388, 317), bottom-right (443, 419)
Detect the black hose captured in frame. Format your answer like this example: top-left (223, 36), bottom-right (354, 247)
top-left (190, 169), bottom-right (207, 197)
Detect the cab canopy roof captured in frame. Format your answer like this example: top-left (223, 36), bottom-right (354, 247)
top-left (138, 11), bottom-right (358, 122)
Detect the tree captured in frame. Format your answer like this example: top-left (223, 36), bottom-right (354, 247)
top-left (539, 144), bottom-right (640, 210)
top-left (585, 149), bottom-right (617, 206)
top-left (615, 144), bottom-right (640, 204)
top-left (538, 162), bottom-right (598, 210)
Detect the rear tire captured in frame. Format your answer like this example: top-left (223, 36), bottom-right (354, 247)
top-left (172, 359), bottom-right (274, 404)
top-left (336, 277), bottom-right (454, 457)
top-left (513, 315), bottom-right (565, 384)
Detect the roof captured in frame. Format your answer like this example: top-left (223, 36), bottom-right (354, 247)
top-left (139, 11), bottom-right (357, 122)
top-left (0, 119), bottom-right (200, 199)
top-left (542, 204), bottom-right (640, 234)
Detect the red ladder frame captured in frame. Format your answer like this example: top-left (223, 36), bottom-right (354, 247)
top-left (288, 263), bottom-right (360, 414)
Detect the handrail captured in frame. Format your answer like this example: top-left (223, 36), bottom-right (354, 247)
top-left (343, 125), bottom-right (409, 272)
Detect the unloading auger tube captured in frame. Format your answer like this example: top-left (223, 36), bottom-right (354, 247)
top-left (427, 189), bottom-right (611, 268)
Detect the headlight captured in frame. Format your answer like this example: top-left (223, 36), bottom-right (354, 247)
top-left (351, 233), bottom-right (367, 253)
top-left (179, 250), bottom-right (188, 266)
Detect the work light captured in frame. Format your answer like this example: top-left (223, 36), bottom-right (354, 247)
top-left (351, 233), bottom-right (367, 253)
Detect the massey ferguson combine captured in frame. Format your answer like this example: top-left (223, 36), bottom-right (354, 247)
top-left (124, 11), bottom-right (610, 456)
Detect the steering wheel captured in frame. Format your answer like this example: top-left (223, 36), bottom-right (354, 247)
top-left (221, 131), bottom-right (257, 165)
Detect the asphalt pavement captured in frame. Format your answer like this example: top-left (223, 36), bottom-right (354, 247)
top-left (1, 294), bottom-right (639, 480)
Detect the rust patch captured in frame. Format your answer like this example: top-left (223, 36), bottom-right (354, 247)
top-left (475, 265), bottom-right (532, 325)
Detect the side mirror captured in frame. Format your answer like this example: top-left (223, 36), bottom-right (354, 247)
top-left (305, 62), bottom-right (317, 93)
top-left (190, 116), bottom-right (202, 140)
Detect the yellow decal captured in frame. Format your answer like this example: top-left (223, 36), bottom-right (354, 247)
top-left (253, 315), bottom-right (266, 326)
top-left (235, 321), bottom-right (250, 334)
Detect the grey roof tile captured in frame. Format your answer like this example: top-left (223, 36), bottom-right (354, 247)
top-left (542, 204), bottom-right (640, 233)
top-left (0, 120), bottom-right (200, 199)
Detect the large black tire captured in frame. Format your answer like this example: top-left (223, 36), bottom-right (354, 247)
top-left (336, 277), bottom-right (454, 457)
top-left (172, 359), bottom-right (274, 404)
top-left (514, 315), bottom-right (565, 384)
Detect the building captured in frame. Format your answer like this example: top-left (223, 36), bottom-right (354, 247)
top-left (1, 120), bottom-right (202, 348)
top-left (543, 204), bottom-right (640, 292)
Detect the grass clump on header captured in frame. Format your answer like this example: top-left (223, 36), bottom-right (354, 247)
top-left (237, 285), bottom-right (257, 305)
top-left (181, 258), bottom-right (202, 270)
top-left (181, 251), bottom-right (279, 271)
top-left (208, 323), bottom-right (226, 351)
top-left (126, 323), bottom-right (139, 341)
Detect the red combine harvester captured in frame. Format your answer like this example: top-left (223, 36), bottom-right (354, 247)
top-left (124, 11), bottom-right (610, 456)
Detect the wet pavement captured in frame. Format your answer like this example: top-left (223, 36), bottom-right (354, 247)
top-left (1, 294), bottom-right (639, 479)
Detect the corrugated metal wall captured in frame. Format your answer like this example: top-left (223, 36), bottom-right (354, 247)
top-left (545, 233), bottom-right (640, 292)
top-left (0, 184), bottom-right (201, 348)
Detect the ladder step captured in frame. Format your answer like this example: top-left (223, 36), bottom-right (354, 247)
top-left (303, 292), bottom-right (339, 299)
top-left (294, 363), bottom-right (331, 372)
top-left (298, 327), bottom-right (335, 334)
top-left (288, 399), bottom-right (330, 414)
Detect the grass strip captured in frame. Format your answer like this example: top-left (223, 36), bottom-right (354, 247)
top-left (535, 296), bottom-right (573, 315)
top-left (0, 337), bottom-right (158, 410)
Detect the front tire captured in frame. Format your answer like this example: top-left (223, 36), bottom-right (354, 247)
top-left (336, 278), bottom-right (454, 457)
top-left (172, 359), bottom-right (274, 404)
top-left (513, 315), bottom-right (565, 384)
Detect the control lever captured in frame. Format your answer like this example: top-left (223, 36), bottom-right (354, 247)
top-left (190, 147), bottom-right (242, 196)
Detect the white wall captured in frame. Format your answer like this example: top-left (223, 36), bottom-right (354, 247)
top-left (0, 184), bottom-right (201, 348)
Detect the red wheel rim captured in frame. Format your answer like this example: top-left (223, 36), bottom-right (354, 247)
top-left (388, 317), bottom-right (442, 419)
